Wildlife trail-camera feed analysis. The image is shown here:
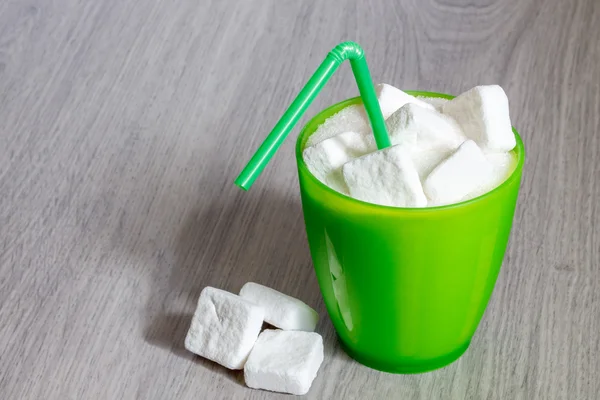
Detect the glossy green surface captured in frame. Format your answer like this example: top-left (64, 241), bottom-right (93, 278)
top-left (296, 92), bottom-right (525, 373)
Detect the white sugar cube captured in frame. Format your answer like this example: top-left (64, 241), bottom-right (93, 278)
top-left (423, 140), bottom-right (494, 206)
top-left (184, 287), bottom-right (264, 370)
top-left (239, 282), bottom-right (319, 331)
top-left (244, 330), bottom-right (324, 395)
top-left (385, 103), bottom-right (466, 180)
top-left (306, 85), bottom-right (435, 148)
top-left (386, 103), bottom-right (465, 151)
top-left (376, 83), bottom-right (435, 118)
top-left (466, 152), bottom-right (518, 199)
top-left (486, 151), bottom-right (518, 181)
top-left (305, 104), bottom-right (370, 147)
top-left (342, 145), bottom-right (427, 207)
top-left (442, 85), bottom-right (516, 153)
top-left (410, 148), bottom-right (456, 181)
top-left (417, 95), bottom-right (449, 111)
top-left (303, 131), bottom-right (375, 193)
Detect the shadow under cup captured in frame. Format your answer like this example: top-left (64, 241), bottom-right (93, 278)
top-left (295, 91), bottom-right (525, 373)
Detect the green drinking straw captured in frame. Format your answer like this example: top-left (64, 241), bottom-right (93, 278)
top-left (234, 41), bottom-right (390, 190)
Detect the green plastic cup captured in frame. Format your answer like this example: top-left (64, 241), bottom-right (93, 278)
top-left (296, 91), bottom-right (525, 374)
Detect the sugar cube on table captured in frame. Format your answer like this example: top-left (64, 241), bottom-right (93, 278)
top-left (244, 329), bottom-right (324, 395)
top-left (423, 140), bottom-right (494, 206)
top-left (239, 282), bottom-right (319, 332)
top-left (342, 144), bottom-right (427, 207)
top-left (305, 104), bottom-right (370, 147)
top-left (303, 130), bottom-right (375, 193)
top-left (386, 103), bottom-right (465, 151)
top-left (184, 287), bottom-right (264, 370)
top-left (376, 83), bottom-right (435, 118)
top-left (442, 85), bottom-right (516, 153)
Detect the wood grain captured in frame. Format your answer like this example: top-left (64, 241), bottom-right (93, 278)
top-left (1, 0), bottom-right (599, 398)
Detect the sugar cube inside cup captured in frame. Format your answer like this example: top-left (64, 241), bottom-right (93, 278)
top-left (303, 131), bottom-right (375, 194)
top-left (423, 140), bottom-right (494, 206)
top-left (305, 104), bottom-right (370, 147)
top-left (386, 103), bottom-right (465, 151)
top-left (442, 85), bottom-right (516, 153)
top-left (306, 84), bottom-right (437, 149)
top-left (417, 95), bottom-right (449, 111)
top-left (376, 83), bottom-right (435, 118)
top-left (342, 144), bottom-right (427, 208)
top-left (302, 84), bottom-right (518, 208)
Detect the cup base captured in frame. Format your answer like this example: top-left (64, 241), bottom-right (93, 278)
top-left (339, 338), bottom-right (471, 374)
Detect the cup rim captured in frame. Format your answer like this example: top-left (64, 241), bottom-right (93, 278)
top-left (295, 90), bottom-right (525, 212)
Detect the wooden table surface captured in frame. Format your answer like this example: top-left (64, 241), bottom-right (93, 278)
top-left (1, 0), bottom-right (599, 399)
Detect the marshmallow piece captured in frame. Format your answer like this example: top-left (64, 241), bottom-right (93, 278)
top-left (303, 131), bottom-right (375, 193)
top-left (417, 95), bottom-right (449, 111)
top-left (423, 140), bottom-right (494, 206)
top-left (305, 104), bottom-right (370, 147)
top-left (342, 145), bottom-right (427, 207)
top-left (184, 287), bottom-right (264, 370)
top-left (376, 83), bottom-right (435, 118)
top-left (386, 103), bottom-right (465, 151)
top-left (244, 330), bottom-right (324, 395)
top-left (442, 85), bottom-right (516, 153)
top-left (239, 282), bottom-right (319, 331)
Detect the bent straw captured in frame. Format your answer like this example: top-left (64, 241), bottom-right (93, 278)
top-left (235, 41), bottom-right (390, 191)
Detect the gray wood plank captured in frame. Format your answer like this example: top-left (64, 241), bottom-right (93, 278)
top-left (0, 0), bottom-right (598, 398)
